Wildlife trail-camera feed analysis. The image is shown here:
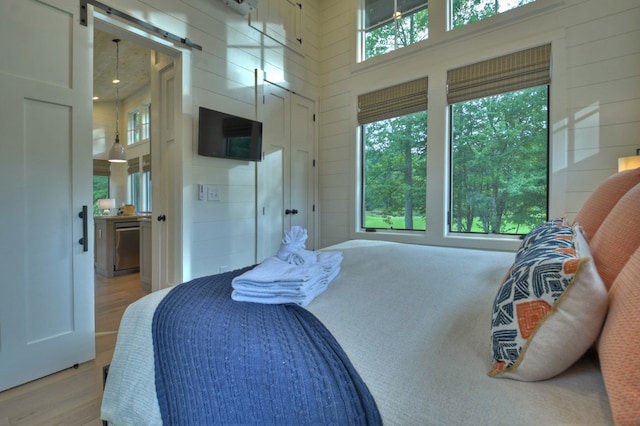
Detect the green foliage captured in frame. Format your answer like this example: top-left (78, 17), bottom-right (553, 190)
top-left (450, 86), bottom-right (548, 234)
top-left (451, 0), bottom-right (536, 28)
top-left (364, 7), bottom-right (428, 60)
top-left (363, 111), bottom-right (427, 230)
top-left (93, 176), bottom-right (109, 216)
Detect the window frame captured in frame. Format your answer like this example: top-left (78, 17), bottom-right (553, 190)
top-left (447, 86), bottom-right (550, 236)
top-left (359, 0), bottom-right (429, 62)
top-left (450, 0), bottom-right (537, 31)
top-left (357, 77), bottom-right (429, 233)
top-left (127, 109), bottom-right (140, 145)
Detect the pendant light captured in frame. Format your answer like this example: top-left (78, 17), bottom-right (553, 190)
top-left (108, 38), bottom-right (127, 163)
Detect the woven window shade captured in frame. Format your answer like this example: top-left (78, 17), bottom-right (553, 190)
top-left (142, 154), bottom-right (151, 173)
top-left (127, 156), bottom-right (140, 175)
top-left (447, 44), bottom-right (551, 105)
top-left (358, 77), bottom-right (428, 125)
top-left (93, 159), bottom-right (111, 177)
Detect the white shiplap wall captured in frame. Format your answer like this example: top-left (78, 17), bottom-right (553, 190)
top-left (186, 0), bottom-right (321, 278)
top-left (90, 0), bottom-right (321, 280)
top-left (89, 0), bottom-right (640, 277)
top-left (316, 0), bottom-right (640, 250)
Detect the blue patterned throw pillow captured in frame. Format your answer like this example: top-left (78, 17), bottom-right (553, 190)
top-left (514, 218), bottom-right (572, 263)
top-left (489, 224), bottom-right (608, 381)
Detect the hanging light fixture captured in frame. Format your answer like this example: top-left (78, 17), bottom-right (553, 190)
top-left (108, 38), bottom-right (127, 163)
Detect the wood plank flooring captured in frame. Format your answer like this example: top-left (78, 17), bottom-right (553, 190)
top-left (0, 273), bottom-right (148, 426)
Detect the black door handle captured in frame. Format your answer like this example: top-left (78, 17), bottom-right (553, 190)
top-left (157, 214), bottom-right (166, 222)
top-left (78, 205), bottom-right (88, 252)
top-left (285, 209), bottom-right (299, 215)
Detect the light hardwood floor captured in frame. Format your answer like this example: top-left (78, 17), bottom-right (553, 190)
top-left (0, 272), bottom-right (149, 426)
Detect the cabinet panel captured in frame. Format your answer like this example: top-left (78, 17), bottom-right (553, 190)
top-left (250, 0), bottom-right (303, 54)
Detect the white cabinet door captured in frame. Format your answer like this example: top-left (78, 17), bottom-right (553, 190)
top-left (290, 94), bottom-right (316, 249)
top-left (0, 0), bottom-right (94, 391)
top-left (260, 84), bottom-right (290, 259)
top-left (259, 82), bottom-right (316, 260)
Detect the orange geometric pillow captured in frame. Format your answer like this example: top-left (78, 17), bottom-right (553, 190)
top-left (573, 168), bottom-right (640, 241)
top-left (597, 245), bottom-right (640, 424)
top-left (589, 183), bottom-right (640, 290)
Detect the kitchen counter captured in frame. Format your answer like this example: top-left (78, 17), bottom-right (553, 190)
top-left (94, 215), bottom-right (148, 277)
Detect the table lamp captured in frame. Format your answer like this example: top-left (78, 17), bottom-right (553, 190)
top-left (98, 198), bottom-right (116, 216)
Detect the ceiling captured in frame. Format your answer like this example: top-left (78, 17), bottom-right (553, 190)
top-left (93, 29), bottom-right (150, 103)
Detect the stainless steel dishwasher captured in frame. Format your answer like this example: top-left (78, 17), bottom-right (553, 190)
top-left (114, 221), bottom-right (140, 274)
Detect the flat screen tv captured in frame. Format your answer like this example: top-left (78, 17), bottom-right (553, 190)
top-left (198, 107), bottom-right (263, 162)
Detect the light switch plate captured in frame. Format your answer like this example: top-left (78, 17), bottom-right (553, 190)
top-left (208, 186), bottom-right (220, 201)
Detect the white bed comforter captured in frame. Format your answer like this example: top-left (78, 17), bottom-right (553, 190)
top-left (101, 240), bottom-right (612, 425)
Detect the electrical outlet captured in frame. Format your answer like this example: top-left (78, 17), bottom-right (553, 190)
top-left (208, 186), bottom-right (220, 201)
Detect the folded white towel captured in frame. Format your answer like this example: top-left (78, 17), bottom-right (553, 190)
top-left (281, 249), bottom-right (318, 265)
top-left (231, 247), bottom-right (343, 307)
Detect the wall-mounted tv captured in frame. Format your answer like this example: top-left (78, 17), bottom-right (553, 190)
top-left (198, 106), bottom-right (263, 162)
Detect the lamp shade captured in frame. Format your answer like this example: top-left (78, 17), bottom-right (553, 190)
top-left (108, 139), bottom-right (127, 163)
top-left (98, 198), bottom-right (116, 215)
top-left (618, 155), bottom-right (640, 172)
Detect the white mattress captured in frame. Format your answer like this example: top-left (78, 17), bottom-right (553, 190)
top-left (101, 240), bottom-right (612, 425)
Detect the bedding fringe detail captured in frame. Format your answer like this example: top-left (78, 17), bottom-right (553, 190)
top-left (232, 226), bottom-right (342, 306)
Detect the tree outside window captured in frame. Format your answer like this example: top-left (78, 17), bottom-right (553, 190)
top-left (451, 0), bottom-right (536, 29)
top-left (362, 0), bottom-right (428, 61)
top-left (363, 111), bottom-right (427, 230)
top-left (450, 87), bottom-right (548, 235)
top-left (93, 175), bottom-right (109, 216)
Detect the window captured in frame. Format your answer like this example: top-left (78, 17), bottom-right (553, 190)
top-left (447, 44), bottom-right (550, 235)
top-left (141, 154), bottom-right (152, 213)
top-left (127, 109), bottom-right (140, 145)
top-left (141, 102), bottom-right (151, 140)
top-left (93, 159), bottom-right (110, 216)
top-left (361, 0), bottom-right (428, 61)
top-left (451, 0), bottom-right (536, 29)
top-left (126, 102), bottom-right (150, 145)
top-left (358, 78), bottom-right (428, 230)
top-left (127, 156), bottom-right (140, 213)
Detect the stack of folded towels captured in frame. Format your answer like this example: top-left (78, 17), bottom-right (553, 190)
top-left (231, 226), bottom-right (342, 306)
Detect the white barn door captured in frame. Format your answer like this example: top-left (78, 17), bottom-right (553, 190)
top-left (150, 51), bottom-right (180, 291)
top-left (0, 0), bottom-right (95, 391)
top-left (259, 82), bottom-right (316, 261)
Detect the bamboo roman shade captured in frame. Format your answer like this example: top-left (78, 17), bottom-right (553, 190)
top-left (142, 154), bottom-right (151, 173)
top-left (358, 77), bottom-right (428, 125)
top-left (447, 44), bottom-right (551, 104)
top-left (127, 156), bottom-right (140, 175)
top-left (93, 159), bottom-right (111, 177)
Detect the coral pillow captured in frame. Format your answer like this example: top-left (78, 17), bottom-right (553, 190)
top-left (490, 224), bottom-right (608, 381)
top-left (589, 183), bottom-right (640, 290)
top-left (598, 246), bottom-right (640, 424)
top-left (573, 168), bottom-right (640, 241)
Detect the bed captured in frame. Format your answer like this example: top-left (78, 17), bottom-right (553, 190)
top-left (101, 169), bottom-right (640, 425)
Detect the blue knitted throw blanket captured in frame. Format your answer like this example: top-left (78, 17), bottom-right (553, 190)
top-left (152, 267), bottom-right (381, 425)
